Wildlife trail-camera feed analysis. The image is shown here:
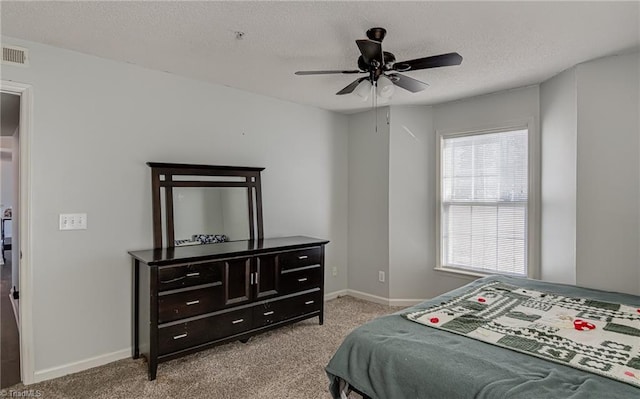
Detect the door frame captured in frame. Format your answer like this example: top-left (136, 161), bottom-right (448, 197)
top-left (1, 80), bottom-right (34, 385)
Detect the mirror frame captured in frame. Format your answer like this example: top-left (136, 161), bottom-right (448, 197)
top-left (147, 162), bottom-right (264, 248)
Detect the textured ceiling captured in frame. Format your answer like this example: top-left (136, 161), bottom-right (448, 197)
top-left (1, 1), bottom-right (638, 113)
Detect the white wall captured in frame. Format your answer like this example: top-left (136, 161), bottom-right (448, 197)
top-left (347, 108), bottom-right (390, 299)
top-left (575, 53), bottom-right (639, 295)
top-left (388, 106), bottom-right (435, 300)
top-left (352, 55), bottom-right (638, 302)
top-left (347, 54), bottom-right (638, 303)
top-left (434, 86), bottom-right (540, 136)
top-left (540, 68), bottom-right (577, 284)
top-left (539, 52), bottom-right (640, 295)
top-left (347, 86), bottom-right (540, 301)
top-left (1, 37), bottom-right (349, 376)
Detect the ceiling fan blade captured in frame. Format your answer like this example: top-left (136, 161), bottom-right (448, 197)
top-left (295, 69), bottom-right (363, 75)
top-left (393, 52), bottom-right (463, 72)
top-left (388, 73), bottom-right (429, 93)
top-left (356, 39), bottom-right (383, 65)
top-left (336, 77), bottom-right (368, 95)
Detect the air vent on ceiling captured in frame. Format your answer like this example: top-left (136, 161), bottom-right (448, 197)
top-left (2, 45), bottom-right (29, 66)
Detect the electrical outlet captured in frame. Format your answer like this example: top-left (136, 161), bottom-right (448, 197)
top-left (378, 271), bottom-right (385, 283)
top-left (59, 213), bottom-right (88, 230)
top-left (332, 267), bottom-right (338, 277)
top-left (76, 213), bottom-right (87, 229)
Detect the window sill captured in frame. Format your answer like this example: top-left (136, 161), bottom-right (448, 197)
top-left (434, 266), bottom-right (527, 279)
top-left (434, 266), bottom-right (489, 279)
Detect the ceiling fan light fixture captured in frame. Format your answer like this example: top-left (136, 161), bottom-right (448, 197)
top-left (376, 75), bottom-right (395, 98)
top-left (354, 79), bottom-right (372, 101)
top-left (295, 27), bottom-right (462, 105)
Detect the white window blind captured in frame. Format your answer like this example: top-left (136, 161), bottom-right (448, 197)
top-left (441, 128), bottom-right (528, 276)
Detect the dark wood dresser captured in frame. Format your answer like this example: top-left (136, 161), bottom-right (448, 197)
top-left (130, 235), bottom-right (329, 380)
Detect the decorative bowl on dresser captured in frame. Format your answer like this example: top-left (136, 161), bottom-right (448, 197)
top-left (130, 163), bottom-right (329, 380)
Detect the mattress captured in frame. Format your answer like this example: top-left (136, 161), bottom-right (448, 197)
top-left (325, 275), bottom-right (640, 399)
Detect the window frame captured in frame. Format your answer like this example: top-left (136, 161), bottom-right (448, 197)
top-left (435, 118), bottom-right (540, 279)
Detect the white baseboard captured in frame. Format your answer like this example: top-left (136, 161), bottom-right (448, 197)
top-left (388, 298), bottom-right (427, 307)
top-left (32, 348), bottom-right (130, 383)
top-left (326, 289), bottom-right (427, 307)
top-left (343, 289), bottom-right (390, 306)
top-left (324, 289), bottom-right (348, 301)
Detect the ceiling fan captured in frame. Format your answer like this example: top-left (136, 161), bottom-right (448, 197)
top-left (295, 27), bottom-right (463, 99)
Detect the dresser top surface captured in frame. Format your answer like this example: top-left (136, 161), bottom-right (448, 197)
top-left (129, 235), bottom-right (329, 266)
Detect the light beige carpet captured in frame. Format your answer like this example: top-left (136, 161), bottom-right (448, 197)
top-left (7, 297), bottom-right (396, 399)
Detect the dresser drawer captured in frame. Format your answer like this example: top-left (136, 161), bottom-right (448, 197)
top-left (280, 265), bottom-right (322, 294)
top-left (279, 247), bottom-right (322, 271)
top-left (158, 284), bottom-right (224, 324)
top-left (158, 307), bottom-right (252, 355)
top-left (158, 262), bottom-right (222, 291)
top-left (253, 290), bottom-right (322, 328)
top-left (278, 290), bottom-right (323, 319)
top-left (252, 300), bottom-right (281, 327)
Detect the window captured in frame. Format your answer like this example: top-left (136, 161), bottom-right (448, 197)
top-left (438, 127), bottom-right (531, 277)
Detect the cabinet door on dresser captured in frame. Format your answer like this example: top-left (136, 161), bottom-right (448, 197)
top-left (223, 257), bottom-right (252, 306)
top-left (254, 254), bottom-right (280, 299)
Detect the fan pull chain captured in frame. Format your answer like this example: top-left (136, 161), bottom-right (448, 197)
top-left (373, 81), bottom-right (378, 133)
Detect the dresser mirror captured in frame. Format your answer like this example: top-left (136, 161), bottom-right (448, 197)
top-left (147, 162), bottom-right (264, 248)
top-left (172, 187), bottom-right (250, 242)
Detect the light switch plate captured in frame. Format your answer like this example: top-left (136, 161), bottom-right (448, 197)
top-left (59, 213), bottom-right (87, 230)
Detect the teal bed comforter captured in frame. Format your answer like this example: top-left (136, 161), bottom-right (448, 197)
top-left (325, 276), bottom-right (640, 399)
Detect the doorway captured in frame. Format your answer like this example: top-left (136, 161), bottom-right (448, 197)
top-left (0, 92), bottom-right (20, 387)
top-left (0, 80), bottom-right (33, 386)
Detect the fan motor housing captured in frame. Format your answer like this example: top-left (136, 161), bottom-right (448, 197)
top-left (358, 52), bottom-right (396, 72)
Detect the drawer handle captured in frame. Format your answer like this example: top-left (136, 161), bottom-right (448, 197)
top-left (160, 276), bottom-right (186, 284)
top-left (297, 278), bottom-right (308, 282)
top-left (305, 300), bottom-right (315, 305)
top-left (186, 300), bottom-right (200, 306)
top-left (173, 333), bottom-right (188, 340)
top-left (232, 319), bottom-right (244, 324)
top-left (298, 255), bottom-right (308, 260)
top-left (263, 311), bottom-right (274, 316)
top-left (186, 272), bottom-right (200, 277)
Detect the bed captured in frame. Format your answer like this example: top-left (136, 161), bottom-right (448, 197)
top-left (325, 275), bottom-right (640, 399)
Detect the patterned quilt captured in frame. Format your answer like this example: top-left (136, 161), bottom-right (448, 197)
top-left (405, 281), bottom-right (640, 387)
